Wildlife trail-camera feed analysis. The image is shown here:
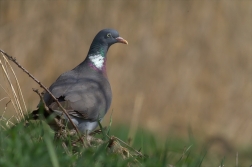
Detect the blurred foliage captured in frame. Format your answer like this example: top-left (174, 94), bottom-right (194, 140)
top-left (1, 120), bottom-right (252, 167)
top-left (0, 0), bottom-right (251, 153)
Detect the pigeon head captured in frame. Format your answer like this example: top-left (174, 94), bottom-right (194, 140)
top-left (94, 29), bottom-right (128, 46)
top-left (86, 29), bottom-right (128, 71)
top-left (88, 29), bottom-right (128, 55)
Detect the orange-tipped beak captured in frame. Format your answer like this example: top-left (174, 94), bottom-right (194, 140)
top-left (116, 37), bottom-right (128, 45)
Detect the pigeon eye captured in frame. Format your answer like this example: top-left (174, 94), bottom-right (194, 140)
top-left (107, 33), bottom-right (112, 38)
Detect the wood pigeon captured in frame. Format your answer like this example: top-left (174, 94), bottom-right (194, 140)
top-left (32, 29), bottom-right (128, 134)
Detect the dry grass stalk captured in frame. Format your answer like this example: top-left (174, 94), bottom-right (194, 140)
top-left (128, 92), bottom-right (144, 146)
top-left (0, 51), bottom-right (27, 125)
top-left (0, 100), bottom-right (15, 130)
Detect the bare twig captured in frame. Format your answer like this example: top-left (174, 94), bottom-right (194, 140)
top-left (32, 88), bottom-right (65, 130)
top-left (0, 49), bottom-right (84, 144)
top-left (32, 89), bottom-right (49, 112)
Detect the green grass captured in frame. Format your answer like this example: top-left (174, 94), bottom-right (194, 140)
top-left (0, 119), bottom-right (205, 167)
top-left (0, 119), bottom-right (252, 167)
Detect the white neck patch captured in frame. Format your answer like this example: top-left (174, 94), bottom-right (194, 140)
top-left (89, 54), bottom-right (105, 70)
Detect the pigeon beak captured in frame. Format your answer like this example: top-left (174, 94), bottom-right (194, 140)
top-left (116, 37), bottom-right (128, 45)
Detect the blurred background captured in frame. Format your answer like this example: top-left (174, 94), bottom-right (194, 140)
top-left (0, 0), bottom-right (251, 150)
